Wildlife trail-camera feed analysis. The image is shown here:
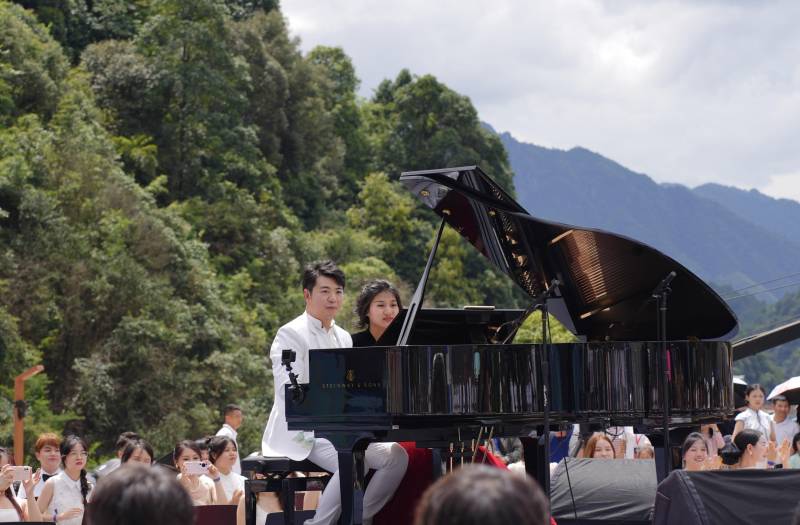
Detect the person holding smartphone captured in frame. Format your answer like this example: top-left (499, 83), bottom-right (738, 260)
top-left (173, 441), bottom-right (222, 505)
top-left (0, 447), bottom-right (43, 522)
top-left (16, 433), bottom-right (62, 501)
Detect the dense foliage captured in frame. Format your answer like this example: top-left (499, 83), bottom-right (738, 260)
top-left (0, 0), bottom-right (526, 461)
top-left (2, 1), bottom-right (793, 465)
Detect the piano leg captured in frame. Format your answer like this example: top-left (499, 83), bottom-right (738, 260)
top-left (337, 447), bottom-right (367, 525)
top-left (520, 435), bottom-right (549, 493)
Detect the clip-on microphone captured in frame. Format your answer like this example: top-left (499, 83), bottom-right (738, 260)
top-left (281, 349), bottom-right (307, 404)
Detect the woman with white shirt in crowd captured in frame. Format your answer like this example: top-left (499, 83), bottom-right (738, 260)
top-left (37, 436), bottom-right (92, 525)
top-left (733, 384), bottom-right (776, 442)
top-left (208, 436), bottom-right (244, 505)
top-left (0, 447), bottom-right (43, 522)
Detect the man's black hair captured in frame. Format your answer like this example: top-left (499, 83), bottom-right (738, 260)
top-left (223, 404), bottom-right (241, 417)
top-left (302, 260), bottom-right (345, 292)
top-left (115, 431), bottom-right (140, 452)
top-left (87, 464), bottom-right (194, 525)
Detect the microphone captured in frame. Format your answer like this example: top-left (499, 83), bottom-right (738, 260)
top-left (281, 349), bottom-right (306, 404)
top-left (532, 278), bottom-right (561, 306)
top-left (651, 271), bottom-right (676, 298)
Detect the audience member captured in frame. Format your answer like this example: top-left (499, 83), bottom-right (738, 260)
top-left (196, 437), bottom-right (212, 462)
top-left (0, 447), bottom-right (43, 522)
top-left (351, 279), bottom-right (402, 346)
top-left (771, 396), bottom-right (799, 446)
top-left (413, 465), bottom-right (548, 525)
top-left (86, 464), bottom-right (194, 525)
top-left (635, 445), bottom-right (655, 460)
top-left (733, 384), bottom-right (776, 442)
top-left (95, 431), bottom-right (140, 480)
top-left (216, 404), bottom-right (243, 474)
top-left (699, 423), bottom-right (725, 457)
top-left (174, 440), bottom-right (221, 505)
top-left (120, 439), bottom-right (154, 465)
top-left (37, 435), bottom-right (92, 525)
top-left (584, 434), bottom-right (615, 459)
top-left (681, 432), bottom-right (709, 471)
top-left (720, 429), bottom-right (768, 469)
top-left (208, 436), bottom-right (244, 505)
top-left (788, 432), bottom-right (800, 469)
top-left (16, 432), bottom-right (62, 500)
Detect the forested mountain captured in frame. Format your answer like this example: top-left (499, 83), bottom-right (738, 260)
top-left (500, 131), bottom-right (800, 294)
top-left (0, 0), bottom-right (523, 461)
top-left (498, 130), bottom-right (800, 388)
top-left (2, 0), bottom-right (797, 463)
top-left (694, 183), bottom-right (800, 247)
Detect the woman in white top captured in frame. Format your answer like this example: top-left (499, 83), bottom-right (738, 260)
top-left (174, 440), bottom-right (223, 505)
top-left (37, 436), bottom-right (92, 525)
top-left (208, 436), bottom-right (245, 505)
top-left (0, 447), bottom-right (43, 523)
top-left (733, 384), bottom-right (776, 442)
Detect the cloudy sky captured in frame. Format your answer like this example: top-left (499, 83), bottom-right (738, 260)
top-left (282, 0), bottom-right (800, 203)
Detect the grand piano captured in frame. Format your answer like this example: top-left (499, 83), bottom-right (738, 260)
top-left (283, 166), bottom-right (739, 524)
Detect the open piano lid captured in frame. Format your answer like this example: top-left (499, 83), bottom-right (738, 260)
top-left (399, 166), bottom-right (738, 341)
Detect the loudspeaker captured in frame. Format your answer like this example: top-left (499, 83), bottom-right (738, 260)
top-left (653, 469), bottom-right (800, 525)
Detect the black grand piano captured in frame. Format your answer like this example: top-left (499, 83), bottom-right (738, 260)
top-left (283, 166), bottom-right (738, 524)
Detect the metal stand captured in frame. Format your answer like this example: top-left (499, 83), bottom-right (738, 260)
top-left (652, 271), bottom-right (676, 477)
top-left (540, 291), bottom-right (552, 496)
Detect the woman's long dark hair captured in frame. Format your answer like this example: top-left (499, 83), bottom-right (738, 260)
top-left (681, 432), bottom-right (708, 461)
top-left (173, 440), bottom-right (202, 467)
top-left (207, 435), bottom-right (236, 465)
top-left (720, 429), bottom-right (763, 466)
top-left (120, 439), bottom-right (155, 464)
top-left (0, 447), bottom-right (23, 520)
top-left (354, 279), bottom-right (402, 330)
top-left (61, 436), bottom-right (91, 505)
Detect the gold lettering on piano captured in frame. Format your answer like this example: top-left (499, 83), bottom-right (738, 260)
top-left (320, 382), bottom-right (383, 389)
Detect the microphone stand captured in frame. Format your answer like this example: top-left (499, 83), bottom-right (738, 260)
top-left (534, 279), bottom-right (560, 497)
top-left (652, 271), bottom-right (676, 477)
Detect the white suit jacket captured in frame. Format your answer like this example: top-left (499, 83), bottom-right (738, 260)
top-left (261, 312), bottom-right (352, 460)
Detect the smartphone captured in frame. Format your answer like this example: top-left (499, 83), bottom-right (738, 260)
top-left (183, 460), bottom-right (210, 475)
top-left (12, 466), bottom-right (32, 482)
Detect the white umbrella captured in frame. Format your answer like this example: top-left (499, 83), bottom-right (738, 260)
top-left (767, 376), bottom-right (800, 404)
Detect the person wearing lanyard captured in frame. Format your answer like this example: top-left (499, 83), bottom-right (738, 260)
top-left (261, 261), bottom-right (408, 525)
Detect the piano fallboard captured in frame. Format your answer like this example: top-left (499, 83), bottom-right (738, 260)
top-left (285, 340), bottom-right (733, 430)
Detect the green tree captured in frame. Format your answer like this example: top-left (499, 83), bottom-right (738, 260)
top-left (0, 1), bottom-right (69, 123)
top-left (364, 70), bottom-right (515, 196)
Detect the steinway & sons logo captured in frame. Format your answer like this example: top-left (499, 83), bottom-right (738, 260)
top-left (321, 369), bottom-right (382, 389)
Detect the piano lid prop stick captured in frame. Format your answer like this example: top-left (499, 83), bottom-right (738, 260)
top-left (449, 443), bottom-right (454, 473)
top-left (482, 427), bottom-right (495, 464)
top-left (473, 427), bottom-right (485, 464)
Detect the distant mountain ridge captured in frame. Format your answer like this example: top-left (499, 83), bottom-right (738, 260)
top-left (693, 183), bottom-right (800, 247)
top-left (497, 130), bottom-right (800, 294)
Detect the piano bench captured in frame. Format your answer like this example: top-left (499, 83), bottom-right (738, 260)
top-left (242, 456), bottom-right (331, 525)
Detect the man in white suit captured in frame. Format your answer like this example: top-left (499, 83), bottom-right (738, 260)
top-left (262, 260), bottom-right (408, 525)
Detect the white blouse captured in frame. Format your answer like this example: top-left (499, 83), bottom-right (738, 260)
top-left (218, 471), bottom-right (246, 502)
top-left (735, 408), bottom-right (775, 438)
top-left (46, 473), bottom-right (89, 525)
top-left (0, 506), bottom-right (23, 523)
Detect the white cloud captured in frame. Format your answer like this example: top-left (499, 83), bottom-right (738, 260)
top-left (282, 0), bottom-right (800, 202)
